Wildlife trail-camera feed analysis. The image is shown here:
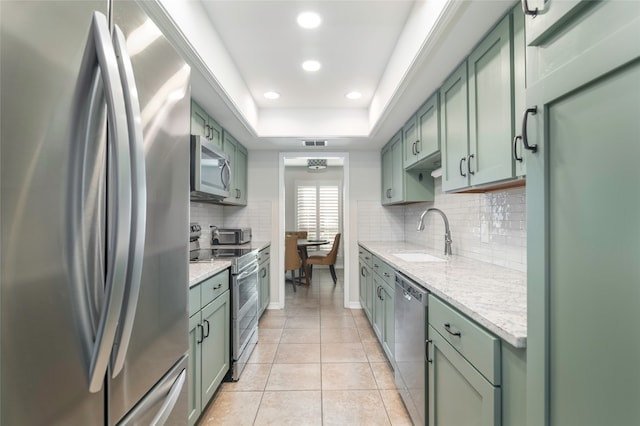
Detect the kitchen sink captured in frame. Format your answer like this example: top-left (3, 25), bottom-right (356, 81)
top-left (391, 252), bottom-right (446, 262)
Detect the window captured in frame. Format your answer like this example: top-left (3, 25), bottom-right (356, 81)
top-left (295, 181), bottom-right (341, 247)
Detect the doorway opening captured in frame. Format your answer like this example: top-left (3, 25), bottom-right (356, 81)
top-left (278, 152), bottom-right (350, 309)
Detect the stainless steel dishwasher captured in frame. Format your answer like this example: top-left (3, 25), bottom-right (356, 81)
top-left (395, 272), bottom-right (428, 426)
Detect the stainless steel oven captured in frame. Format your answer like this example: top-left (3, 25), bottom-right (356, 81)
top-left (190, 246), bottom-right (259, 381)
top-left (230, 251), bottom-right (259, 381)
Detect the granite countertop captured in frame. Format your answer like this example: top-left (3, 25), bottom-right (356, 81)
top-left (359, 241), bottom-right (527, 348)
top-left (188, 241), bottom-right (271, 288)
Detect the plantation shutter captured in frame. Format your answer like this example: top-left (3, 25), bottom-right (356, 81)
top-left (295, 181), bottom-right (341, 245)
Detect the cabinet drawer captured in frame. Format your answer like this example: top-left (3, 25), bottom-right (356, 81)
top-left (372, 255), bottom-right (394, 284)
top-left (358, 246), bottom-right (373, 267)
top-left (429, 295), bottom-right (501, 385)
top-left (189, 286), bottom-right (201, 317)
top-left (201, 270), bottom-right (230, 307)
top-left (258, 246), bottom-right (270, 264)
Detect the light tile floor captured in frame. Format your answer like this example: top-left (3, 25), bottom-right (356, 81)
top-left (198, 268), bottom-right (413, 425)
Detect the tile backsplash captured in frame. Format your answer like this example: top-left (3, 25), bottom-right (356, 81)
top-left (358, 178), bottom-right (526, 272)
top-left (190, 201), bottom-right (273, 246)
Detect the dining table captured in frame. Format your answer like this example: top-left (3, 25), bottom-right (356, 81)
top-left (296, 239), bottom-right (329, 283)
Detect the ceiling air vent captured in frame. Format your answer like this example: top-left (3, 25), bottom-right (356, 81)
top-left (302, 140), bottom-right (327, 147)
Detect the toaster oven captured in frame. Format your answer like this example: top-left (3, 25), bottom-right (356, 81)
top-left (211, 227), bottom-right (252, 245)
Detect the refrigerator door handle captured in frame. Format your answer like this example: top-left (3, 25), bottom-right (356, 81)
top-left (117, 355), bottom-right (188, 426)
top-left (83, 11), bottom-right (132, 394)
top-left (149, 369), bottom-right (186, 426)
top-left (110, 25), bottom-right (148, 378)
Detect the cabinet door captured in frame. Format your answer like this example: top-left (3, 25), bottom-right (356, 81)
top-left (358, 259), bottom-right (368, 317)
top-left (191, 100), bottom-right (208, 139)
top-left (259, 260), bottom-right (270, 316)
top-left (200, 290), bottom-right (231, 405)
top-left (390, 133), bottom-right (404, 203)
top-left (512, 5), bottom-right (527, 177)
top-left (188, 313), bottom-right (202, 426)
top-left (526, 3), bottom-right (640, 424)
top-left (428, 326), bottom-right (500, 426)
top-left (235, 144), bottom-right (248, 205)
top-left (381, 144), bottom-right (394, 204)
top-left (372, 276), bottom-right (384, 341)
top-left (207, 117), bottom-right (223, 149)
top-left (524, 0), bottom-right (588, 45)
top-left (441, 62), bottom-right (469, 192)
top-left (403, 115), bottom-right (419, 168)
top-left (416, 92), bottom-right (440, 165)
top-left (381, 281), bottom-right (394, 363)
top-left (468, 14), bottom-right (513, 186)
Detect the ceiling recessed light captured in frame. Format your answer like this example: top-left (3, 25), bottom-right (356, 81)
top-left (302, 60), bottom-right (321, 72)
top-left (346, 91), bottom-right (362, 100)
top-left (297, 12), bottom-right (321, 29)
top-left (263, 91), bottom-right (280, 100)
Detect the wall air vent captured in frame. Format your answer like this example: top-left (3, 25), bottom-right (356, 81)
top-left (302, 140), bottom-right (327, 147)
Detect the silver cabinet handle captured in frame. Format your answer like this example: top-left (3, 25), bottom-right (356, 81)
top-left (513, 135), bottom-right (524, 162)
top-left (415, 140), bottom-right (421, 154)
top-left (205, 124), bottom-right (211, 139)
top-left (213, 283), bottom-right (222, 290)
top-left (521, 107), bottom-right (538, 153)
top-left (521, 0), bottom-right (538, 16)
top-left (467, 154), bottom-right (475, 175)
top-left (426, 339), bottom-right (433, 364)
top-left (203, 319), bottom-right (210, 338)
top-left (78, 12), bottom-right (131, 394)
top-left (412, 141), bottom-right (417, 156)
top-left (459, 157), bottom-right (467, 177)
top-left (110, 24), bottom-right (148, 379)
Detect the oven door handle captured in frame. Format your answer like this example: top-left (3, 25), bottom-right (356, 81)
top-left (236, 263), bottom-right (260, 280)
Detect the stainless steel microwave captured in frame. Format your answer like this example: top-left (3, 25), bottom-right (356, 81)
top-left (190, 135), bottom-right (231, 201)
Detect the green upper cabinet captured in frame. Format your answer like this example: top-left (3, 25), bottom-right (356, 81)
top-left (523, 0), bottom-right (588, 45)
top-left (191, 100), bottom-right (223, 149)
top-left (381, 130), bottom-right (435, 205)
top-left (468, 13), bottom-right (513, 186)
top-left (221, 131), bottom-right (248, 206)
top-left (442, 8), bottom-right (526, 192)
top-left (512, 5), bottom-right (527, 177)
top-left (404, 92), bottom-right (441, 170)
top-left (191, 100), bottom-right (208, 138)
top-left (441, 61), bottom-right (469, 192)
top-left (525, 2), bottom-right (640, 426)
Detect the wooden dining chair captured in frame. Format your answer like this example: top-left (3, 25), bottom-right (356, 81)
top-left (284, 234), bottom-right (308, 291)
top-left (285, 230), bottom-right (309, 273)
top-left (306, 233), bottom-right (341, 285)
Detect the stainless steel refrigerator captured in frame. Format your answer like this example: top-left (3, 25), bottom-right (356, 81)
top-left (1, 1), bottom-right (190, 424)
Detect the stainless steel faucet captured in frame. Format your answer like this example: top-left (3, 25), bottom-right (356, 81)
top-left (417, 208), bottom-right (452, 256)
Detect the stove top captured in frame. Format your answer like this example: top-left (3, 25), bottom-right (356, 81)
top-left (190, 247), bottom-right (259, 273)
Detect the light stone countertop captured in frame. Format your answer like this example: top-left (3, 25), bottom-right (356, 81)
top-left (188, 241), bottom-right (271, 288)
top-left (359, 241), bottom-right (527, 348)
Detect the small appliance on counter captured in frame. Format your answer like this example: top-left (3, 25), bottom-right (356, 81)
top-left (211, 226), bottom-right (252, 245)
top-left (190, 223), bottom-right (202, 260)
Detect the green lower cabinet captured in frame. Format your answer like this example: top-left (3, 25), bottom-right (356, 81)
top-left (428, 325), bottom-right (500, 426)
top-left (258, 248), bottom-right (270, 317)
top-left (200, 290), bottom-right (230, 405)
top-left (358, 258), bottom-right (373, 322)
top-left (371, 260), bottom-right (395, 364)
top-left (501, 342), bottom-right (526, 426)
top-left (188, 271), bottom-right (231, 426)
top-left (188, 313), bottom-right (202, 426)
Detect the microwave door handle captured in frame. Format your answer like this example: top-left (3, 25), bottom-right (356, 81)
top-left (221, 159), bottom-right (231, 191)
top-left (110, 25), bottom-right (147, 379)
